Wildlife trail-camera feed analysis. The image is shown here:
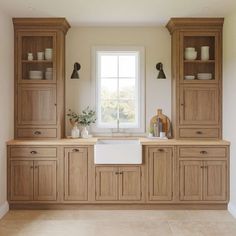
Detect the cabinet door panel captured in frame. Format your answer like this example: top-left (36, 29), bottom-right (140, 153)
top-left (119, 167), bottom-right (141, 201)
top-left (64, 148), bottom-right (88, 201)
top-left (149, 148), bottom-right (173, 201)
top-left (17, 84), bottom-right (56, 125)
top-left (180, 86), bottom-right (219, 125)
top-left (204, 160), bottom-right (227, 201)
top-left (34, 160), bottom-right (57, 201)
top-left (10, 160), bottom-right (34, 201)
top-left (95, 167), bottom-right (118, 201)
top-left (179, 160), bottom-right (203, 201)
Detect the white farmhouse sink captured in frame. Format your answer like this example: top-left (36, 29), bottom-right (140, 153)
top-left (94, 139), bottom-right (142, 164)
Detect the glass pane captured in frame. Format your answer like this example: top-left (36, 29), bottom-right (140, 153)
top-left (101, 79), bottom-right (118, 99)
top-left (119, 55), bottom-right (136, 77)
top-left (100, 55), bottom-right (118, 77)
top-left (101, 100), bottom-right (118, 123)
top-left (119, 79), bottom-right (135, 99)
top-left (119, 100), bottom-right (136, 123)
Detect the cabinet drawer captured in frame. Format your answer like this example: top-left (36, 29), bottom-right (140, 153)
top-left (11, 147), bottom-right (57, 158)
top-left (179, 128), bottom-right (219, 138)
top-left (179, 147), bottom-right (227, 158)
top-left (17, 128), bottom-right (57, 138)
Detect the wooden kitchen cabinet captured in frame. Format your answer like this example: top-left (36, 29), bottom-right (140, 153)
top-left (64, 147), bottom-right (88, 201)
top-left (10, 160), bottom-right (57, 201)
top-left (148, 147), bottom-right (173, 201)
top-left (95, 166), bottom-right (142, 201)
top-left (13, 18), bottom-right (70, 139)
top-left (178, 146), bottom-right (228, 202)
top-left (10, 160), bottom-right (34, 201)
top-left (166, 18), bottom-right (223, 139)
top-left (179, 85), bottom-right (219, 126)
top-left (17, 84), bottom-right (57, 126)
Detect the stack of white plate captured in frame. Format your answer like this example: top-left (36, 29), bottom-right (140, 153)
top-left (197, 73), bottom-right (212, 80)
top-left (29, 70), bottom-right (43, 79)
top-left (184, 75), bottom-right (195, 80)
top-left (45, 67), bottom-right (53, 80)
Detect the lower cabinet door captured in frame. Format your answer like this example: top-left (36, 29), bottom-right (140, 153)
top-left (179, 160), bottom-right (203, 201)
top-left (148, 148), bottom-right (173, 201)
top-left (34, 160), bottom-right (57, 201)
top-left (10, 160), bottom-right (34, 201)
top-left (118, 167), bottom-right (142, 201)
top-left (95, 167), bottom-right (118, 201)
top-left (204, 160), bottom-right (227, 201)
top-left (64, 148), bottom-right (88, 201)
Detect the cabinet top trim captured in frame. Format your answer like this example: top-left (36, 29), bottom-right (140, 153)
top-left (166, 18), bottom-right (224, 34)
top-left (13, 18), bottom-right (70, 34)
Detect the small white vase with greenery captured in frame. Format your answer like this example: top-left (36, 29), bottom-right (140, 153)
top-left (67, 107), bottom-right (96, 138)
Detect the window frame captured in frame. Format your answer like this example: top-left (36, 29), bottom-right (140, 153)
top-left (91, 46), bottom-right (145, 134)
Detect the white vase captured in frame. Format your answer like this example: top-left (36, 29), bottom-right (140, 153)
top-left (201, 46), bottom-right (210, 60)
top-left (71, 125), bottom-right (80, 138)
top-left (81, 126), bottom-right (89, 138)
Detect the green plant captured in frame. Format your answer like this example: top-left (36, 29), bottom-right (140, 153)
top-left (67, 107), bottom-right (96, 127)
top-left (78, 107), bottom-right (96, 126)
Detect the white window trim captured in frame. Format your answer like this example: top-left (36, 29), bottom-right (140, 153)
top-left (91, 46), bottom-right (145, 135)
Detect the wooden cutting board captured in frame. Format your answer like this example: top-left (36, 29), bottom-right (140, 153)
top-left (150, 109), bottom-right (171, 137)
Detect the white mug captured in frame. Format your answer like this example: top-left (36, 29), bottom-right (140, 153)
top-left (201, 46), bottom-right (210, 60)
top-left (37, 52), bottom-right (44, 60)
top-left (160, 132), bottom-right (166, 139)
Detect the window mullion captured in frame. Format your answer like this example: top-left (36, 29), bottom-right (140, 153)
top-left (117, 55), bottom-right (120, 123)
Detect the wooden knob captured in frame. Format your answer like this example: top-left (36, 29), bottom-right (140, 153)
top-left (34, 131), bottom-right (41, 135)
top-left (72, 149), bottom-right (79, 152)
top-left (30, 151), bottom-right (37, 154)
top-left (158, 149), bottom-right (164, 152)
top-left (200, 151), bottom-right (207, 154)
top-left (196, 131), bottom-right (202, 134)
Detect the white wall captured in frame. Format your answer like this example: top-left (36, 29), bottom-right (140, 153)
top-left (224, 11), bottom-right (236, 217)
top-left (0, 10), bottom-right (14, 218)
top-left (66, 27), bottom-right (171, 135)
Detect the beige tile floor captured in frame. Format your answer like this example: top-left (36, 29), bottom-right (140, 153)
top-left (0, 210), bottom-right (236, 236)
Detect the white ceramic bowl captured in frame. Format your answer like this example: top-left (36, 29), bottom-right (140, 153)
top-left (184, 75), bottom-right (195, 80)
top-left (185, 51), bottom-right (197, 60)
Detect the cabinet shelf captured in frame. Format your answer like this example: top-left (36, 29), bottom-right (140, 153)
top-left (184, 60), bottom-right (215, 63)
top-left (22, 60), bottom-right (53, 64)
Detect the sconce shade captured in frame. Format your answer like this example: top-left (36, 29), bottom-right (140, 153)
top-left (156, 62), bottom-right (166, 79)
top-left (71, 62), bottom-right (81, 79)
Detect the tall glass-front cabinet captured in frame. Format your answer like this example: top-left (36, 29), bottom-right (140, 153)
top-left (13, 18), bottom-right (70, 139)
top-left (166, 18), bottom-right (224, 139)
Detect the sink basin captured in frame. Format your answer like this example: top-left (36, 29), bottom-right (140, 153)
top-left (94, 139), bottom-right (142, 164)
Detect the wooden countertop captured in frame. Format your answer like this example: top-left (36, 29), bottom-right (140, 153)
top-left (7, 137), bottom-right (230, 146)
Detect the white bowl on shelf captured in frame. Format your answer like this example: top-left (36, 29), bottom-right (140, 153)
top-left (184, 75), bottom-right (195, 80)
top-left (185, 51), bottom-right (197, 60)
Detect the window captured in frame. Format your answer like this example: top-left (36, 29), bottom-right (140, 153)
top-left (92, 47), bottom-right (145, 133)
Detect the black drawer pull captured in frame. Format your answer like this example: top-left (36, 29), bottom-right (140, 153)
top-left (196, 131), bottom-right (203, 135)
top-left (72, 149), bottom-right (79, 152)
top-left (34, 131), bottom-right (42, 135)
top-left (115, 171), bottom-right (119, 175)
top-left (30, 151), bottom-right (37, 154)
top-left (158, 149), bottom-right (164, 152)
top-left (200, 151), bottom-right (208, 154)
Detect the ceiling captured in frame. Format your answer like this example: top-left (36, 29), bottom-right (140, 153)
top-left (1, 0), bottom-right (236, 26)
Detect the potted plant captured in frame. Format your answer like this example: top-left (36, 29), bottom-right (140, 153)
top-left (67, 109), bottom-right (80, 138)
top-left (78, 107), bottom-right (96, 138)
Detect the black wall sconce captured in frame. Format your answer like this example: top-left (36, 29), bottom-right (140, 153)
top-left (71, 62), bottom-right (81, 79)
top-left (156, 62), bottom-right (166, 79)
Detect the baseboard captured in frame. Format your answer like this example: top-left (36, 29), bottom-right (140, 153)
top-left (0, 201), bottom-right (9, 219)
top-left (228, 202), bottom-right (236, 218)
